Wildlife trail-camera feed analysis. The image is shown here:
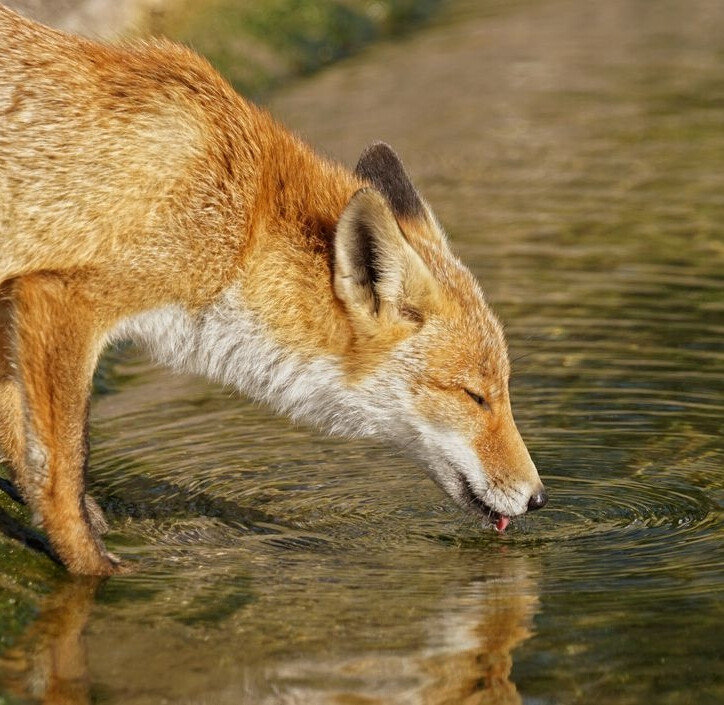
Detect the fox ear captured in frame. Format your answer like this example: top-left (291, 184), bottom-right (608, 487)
top-left (334, 188), bottom-right (438, 327)
top-left (354, 142), bottom-right (425, 221)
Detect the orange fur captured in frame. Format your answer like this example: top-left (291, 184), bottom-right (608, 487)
top-left (0, 5), bottom-right (545, 575)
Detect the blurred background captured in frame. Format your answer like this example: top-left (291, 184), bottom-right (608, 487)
top-left (6, 0), bottom-right (443, 96)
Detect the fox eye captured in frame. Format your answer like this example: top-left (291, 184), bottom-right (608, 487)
top-left (465, 389), bottom-right (489, 409)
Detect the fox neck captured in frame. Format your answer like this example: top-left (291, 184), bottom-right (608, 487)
top-left (112, 131), bottom-right (392, 437)
top-left (111, 287), bottom-right (411, 441)
top-left (238, 132), bottom-right (364, 360)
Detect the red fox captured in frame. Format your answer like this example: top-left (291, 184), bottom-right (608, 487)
top-left (0, 4), bottom-right (547, 575)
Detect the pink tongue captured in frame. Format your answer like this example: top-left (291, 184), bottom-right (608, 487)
top-left (495, 515), bottom-right (510, 532)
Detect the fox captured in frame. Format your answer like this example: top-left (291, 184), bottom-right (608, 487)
top-left (0, 4), bottom-right (547, 576)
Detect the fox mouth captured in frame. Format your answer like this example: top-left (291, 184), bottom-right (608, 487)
top-left (458, 474), bottom-right (511, 532)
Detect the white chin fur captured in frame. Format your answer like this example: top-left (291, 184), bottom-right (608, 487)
top-left (405, 421), bottom-right (528, 518)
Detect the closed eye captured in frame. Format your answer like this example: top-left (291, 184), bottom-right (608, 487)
top-left (465, 389), bottom-right (490, 410)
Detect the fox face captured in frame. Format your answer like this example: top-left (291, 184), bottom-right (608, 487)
top-left (330, 145), bottom-right (546, 527)
top-left (357, 296), bottom-right (545, 527)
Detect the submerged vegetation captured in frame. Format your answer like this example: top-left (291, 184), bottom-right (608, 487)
top-left (143, 0), bottom-right (443, 97)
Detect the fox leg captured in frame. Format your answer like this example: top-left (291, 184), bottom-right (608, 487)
top-left (0, 284), bottom-right (109, 535)
top-left (0, 284), bottom-right (28, 495)
top-left (0, 377), bottom-right (26, 498)
top-left (11, 273), bottom-right (118, 575)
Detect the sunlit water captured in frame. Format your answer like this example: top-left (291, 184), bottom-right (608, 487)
top-left (2, 0), bottom-right (723, 703)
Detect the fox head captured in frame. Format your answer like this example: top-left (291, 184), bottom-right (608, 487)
top-left (332, 143), bottom-right (547, 528)
top-left (113, 142), bottom-right (545, 530)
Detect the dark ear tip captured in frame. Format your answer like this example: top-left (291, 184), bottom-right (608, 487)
top-left (361, 141), bottom-right (396, 156)
top-left (355, 142), bottom-right (424, 220)
top-left (357, 142), bottom-right (401, 168)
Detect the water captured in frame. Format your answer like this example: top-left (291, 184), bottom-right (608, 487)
top-left (2, 0), bottom-right (724, 702)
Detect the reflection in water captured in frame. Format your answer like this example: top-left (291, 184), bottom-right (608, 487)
top-left (241, 556), bottom-right (539, 705)
top-left (0, 556), bottom-right (538, 705)
top-left (0, 578), bottom-right (99, 705)
top-left (419, 565), bottom-right (538, 705)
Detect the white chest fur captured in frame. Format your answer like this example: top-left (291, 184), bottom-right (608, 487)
top-left (110, 286), bottom-right (406, 441)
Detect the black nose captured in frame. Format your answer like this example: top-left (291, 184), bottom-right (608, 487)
top-left (527, 488), bottom-right (548, 512)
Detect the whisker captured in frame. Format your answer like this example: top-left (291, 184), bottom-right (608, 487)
top-left (397, 431), bottom-right (424, 455)
top-left (510, 350), bottom-right (534, 366)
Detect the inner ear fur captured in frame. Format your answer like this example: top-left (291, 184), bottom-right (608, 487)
top-left (334, 188), bottom-right (439, 326)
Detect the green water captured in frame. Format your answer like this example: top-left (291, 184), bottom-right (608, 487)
top-left (2, 0), bottom-right (724, 703)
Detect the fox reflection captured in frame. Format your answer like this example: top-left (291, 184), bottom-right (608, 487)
top-left (0, 554), bottom-right (538, 704)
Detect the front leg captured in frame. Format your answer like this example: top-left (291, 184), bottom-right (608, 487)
top-left (12, 273), bottom-right (119, 575)
top-left (0, 284), bottom-right (26, 485)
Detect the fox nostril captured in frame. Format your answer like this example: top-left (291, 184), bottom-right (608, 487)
top-left (527, 488), bottom-right (548, 512)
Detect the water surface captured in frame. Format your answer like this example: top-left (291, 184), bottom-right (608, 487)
top-left (2, 0), bottom-right (723, 703)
